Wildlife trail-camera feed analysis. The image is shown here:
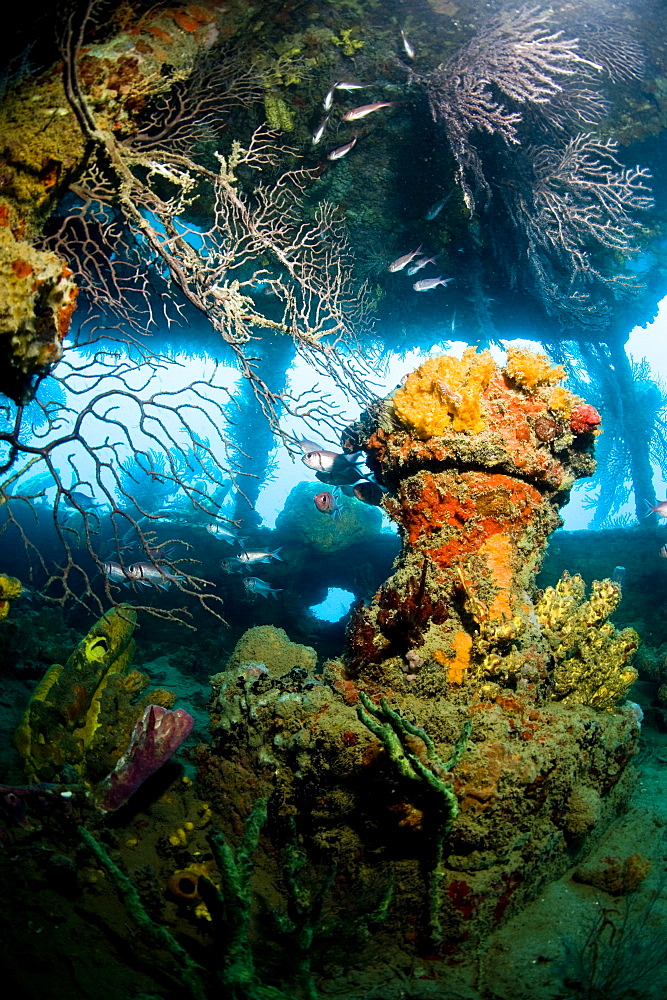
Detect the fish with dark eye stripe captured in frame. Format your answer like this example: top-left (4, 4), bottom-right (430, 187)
top-left (127, 562), bottom-right (184, 589)
top-left (103, 562), bottom-right (133, 587)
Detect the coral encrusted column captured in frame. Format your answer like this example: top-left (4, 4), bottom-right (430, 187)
top-left (345, 347), bottom-right (601, 699)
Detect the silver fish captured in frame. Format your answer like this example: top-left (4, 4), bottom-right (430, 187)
top-left (323, 84), bottom-right (337, 110)
top-left (406, 255), bottom-right (437, 276)
top-left (327, 136), bottom-right (357, 160)
top-left (388, 246), bottom-right (423, 272)
top-left (63, 490), bottom-right (101, 512)
top-left (243, 577), bottom-right (282, 599)
top-left (298, 438), bottom-right (326, 454)
top-left (341, 102), bottom-right (396, 122)
top-left (302, 449), bottom-right (339, 472)
top-left (335, 81), bottom-right (370, 91)
top-left (312, 116), bottom-right (329, 145)
top-left (220, 557), bottom-right (246, 574)
top-left (127, 562), bottom-right (184, 589)
top-left (425, 193), bottom-right (451, 220)
top-left (205, 522), bottom-right (246, 546)
top-left (413, 276), bottom-right (453, 291)
top-left (236, 548), bottom-right (283, 565)
top-left (401, 29), bottom-right (415, 59)
top-left (103, 562), bottom-right (132, 586)
top-left (302, 449), bottom-right (362, 473)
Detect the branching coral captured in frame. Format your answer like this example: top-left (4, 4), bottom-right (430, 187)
top-left (43, 2), bottom-right (377, 448)
top-left (78, 826), bottom-right (207, 1000)
top-left (0, 0), bottom-right (227, 395)
top-left (415, 6), bottom-right (653, 336)
top-left (357, 694), bottom-right (471, 942)
top-left (535, 571), bottom-right (639, 708)
top-left (0, 353), bottom-right (236, 623)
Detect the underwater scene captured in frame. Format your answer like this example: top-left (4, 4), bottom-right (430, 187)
top-left (2, 0), bottom-right (667, 997)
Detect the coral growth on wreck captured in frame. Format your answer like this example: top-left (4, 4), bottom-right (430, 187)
top-left (14, 606), bottom-right (178, 790)
top-left (2, 348), bottom-right (644, 998)
top-left (196, 349), bottom-right (639, 978)
top-left (275, 480), bottom-right (383, 554)
top-left (0, 571), bottom-right (22, 621)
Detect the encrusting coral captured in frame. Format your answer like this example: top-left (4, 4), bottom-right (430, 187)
top-left (0, 2), bottom-right (227, 394)
top-left (0, 349), bottom-right (646, 998)
top-left (223, 624), bottom-right (317, 678)
top-left (196, 349), bottom-right (641, 974)
top-left (392, 347), bottom-right (497, 437)
top-left (343, 347), bottom-right (600, 685)
top-left (275, 480), bottom-right (382, 554)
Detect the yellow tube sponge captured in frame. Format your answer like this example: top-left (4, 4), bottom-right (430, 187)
top-left (392, 348), bottom-right (497, 438)
top-left (0, 572), bottom-right (22, 621)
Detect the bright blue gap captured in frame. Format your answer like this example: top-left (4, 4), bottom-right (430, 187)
top-left (310, 588), bottom-right (355, 622)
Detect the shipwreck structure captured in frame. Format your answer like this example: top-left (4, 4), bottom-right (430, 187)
top-left (200, 348), bottom-right (640, 983)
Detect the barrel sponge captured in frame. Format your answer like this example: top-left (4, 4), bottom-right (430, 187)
top-left (276, 481), bottom-right (382, 554)
top-left (226, 625), bottom-right (317, 678)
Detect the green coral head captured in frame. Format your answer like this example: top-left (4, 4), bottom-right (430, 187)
top-left (263, 91), bottom-right (295, 132)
